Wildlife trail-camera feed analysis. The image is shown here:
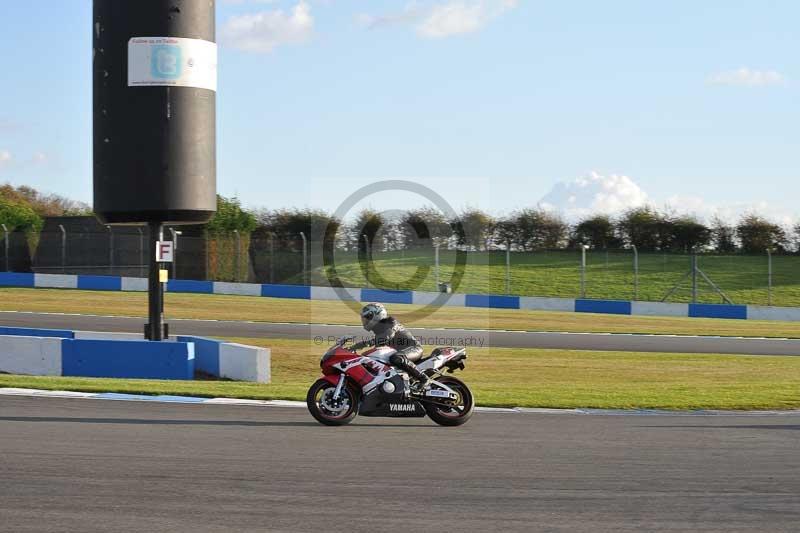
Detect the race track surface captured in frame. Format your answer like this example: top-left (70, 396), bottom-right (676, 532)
top-left (2, 311), bottom-right (800, 355)
top-left (1, 396), bottom-right (799, 532)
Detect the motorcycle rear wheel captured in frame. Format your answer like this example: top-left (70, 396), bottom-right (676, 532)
top-left (306, 378), bottom-right (358, 426)
top-left (423, 376), bottom-right (475, 427)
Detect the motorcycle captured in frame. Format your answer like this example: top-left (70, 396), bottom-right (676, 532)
top-left (306, 337), bottom-right (475, 427)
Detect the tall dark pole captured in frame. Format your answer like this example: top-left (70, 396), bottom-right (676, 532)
top-left (146, 222), bottom-right (164, 341)
top-left (94, 1), bottom-right (217, 340)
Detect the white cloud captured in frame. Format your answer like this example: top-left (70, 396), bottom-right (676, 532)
top-left (418, 0), bottom-right (517, 38)
top-left (0, 150), bottom-right (11, 169)
top-left (222, 1), bottom-right (313, 53)
top-left (538, 173), bottom-right (797, 225)
top-left (707, 67), bottom-right (785, 88)
top-left (357, 6), bottom-right (421, 30)
top-left (539, 172), bottom-right (649, 219)
top-left (358, 0), bottom-right (518, 39)
top-left (664, 195), bottom-right (797, 227)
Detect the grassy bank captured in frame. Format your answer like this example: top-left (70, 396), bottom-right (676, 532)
top-left (2, 337), bottom-right (799, 410)
top-left (3, 287), bottom-right (800, 338)
top-left (295, 249), bottom-right (800, 306)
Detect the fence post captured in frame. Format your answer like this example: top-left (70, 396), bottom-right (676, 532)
top-left (505, 243), bottom-right (511, 295)
top-left (300, 232), bottom-right (308, 286)
top-left (580, 245), bottom-right (588, 299)
top-left (169, 228), bottom-right (181, 279)
top-left (137, 227), bottom-right (144, 278)
top-left (1, 224), bottom-right (8, 272)
top-left (362, 234), bottom-right (370, 288)
top-left (434, 244), bottom-right (440, 289)
top-left (58, 224), bottom-right (66, 274)
top-left (767, 248), bottom-right (773, 307)
top-left (632, 245), bottom-right (639, 301)
top-left (269, 232), bottom-right (275, 284)
top-left (205, 230), bottom-right (210, 281)
top-left (233, 230), bottom-right (240, 282)
top-left (105, 225), bottom-right (114, 276)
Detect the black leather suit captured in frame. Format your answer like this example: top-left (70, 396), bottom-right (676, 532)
top-left (352, 317), bottom-right (427, 382)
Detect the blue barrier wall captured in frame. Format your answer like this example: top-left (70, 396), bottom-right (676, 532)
top-left (361, 289), bottom-right (414, 305)
top-left (62, 339), bottom-right (195, 380)
top-left (261, 284), bottom-right (311, 299)
top-left (178, 336), bottom-right (220, 376)
top-left (0, 326), bottom-right (74, 339)
top-left (3, 270), bottom-right (799, 323)
top-left (167, 280), bottom-right (214, 294)
top-left (575, 299), bottom-right (633, 315)
top-left (465, 295), bottom-right (521, 309)
top-left (0, 272), bottom-right (34, 287)
top-left (689, 304), bottom-right (748, 320)
top-left (78, 275), bottom-right (122, 291)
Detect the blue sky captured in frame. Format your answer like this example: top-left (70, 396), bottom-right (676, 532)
top-left (0, 1), bottom-right (797, 222)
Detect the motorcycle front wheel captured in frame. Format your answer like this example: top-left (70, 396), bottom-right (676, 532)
top-left (423, 376), bottom-right (475, 427)
top-left (306, 378), bottom-right (359, 426)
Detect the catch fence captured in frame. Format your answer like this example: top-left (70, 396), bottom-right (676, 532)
top-left (4, 227), bottom-right (797, 307)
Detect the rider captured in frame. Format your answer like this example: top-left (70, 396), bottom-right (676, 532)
top-left (351, 302), bottom-right (429, 390)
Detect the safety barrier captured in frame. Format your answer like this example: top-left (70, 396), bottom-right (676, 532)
top-left (61, 339), bottom-right (194, 380)
top-left (3, 271), bottom-right (800, 322)
top-left (178, 336), bottom-right (270, 383)
top-left (0, 325), bottom-right (269, 382)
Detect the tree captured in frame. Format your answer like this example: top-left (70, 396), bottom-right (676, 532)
top-left (669, 216), bottom-right (712, 252)
top-left (352, 209), bottom-right (386, 253)
top-left (254, 208), bottom-right (340, 250)
top-left (710, 216), bottom-right (737, 253)
top-left (514, 208), bottom-right (568, 250)
top-left (205, 195), bottom-right (257, 234)
top-left (793, 223), bottom-right (800, 253)
top-left (451, 209), bottom-right (494, 250)
top-left (0, 195), bottom-right (42, 232)
top-left (0, 184), bottom-right (91, 217)
top-left (571, 214), bottom-right (620, 249)
top-left (492, 209), bottom-right (567, 251)
top-left (616, 207), bottom-right (664, 251)
top-left (399, 207), bottom-right (452, 248)
top-left (736, 214), bottom-right (787, 254)
top-left (492, 217), bottom-right (518, 249)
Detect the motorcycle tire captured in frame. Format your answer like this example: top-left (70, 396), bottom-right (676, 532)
top-left (423, 376), bottom-right (475, 427)
top-left (306, 378), bottom-right (359, 426)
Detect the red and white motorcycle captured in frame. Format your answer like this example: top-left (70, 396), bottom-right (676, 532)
top-left (307, 337), bottom-right (474, 426)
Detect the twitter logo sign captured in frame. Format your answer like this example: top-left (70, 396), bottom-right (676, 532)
top-left (151, 45), bottom-right (182, 80)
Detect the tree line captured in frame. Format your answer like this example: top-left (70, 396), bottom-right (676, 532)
top-left (247, 205), bottom-right (797, 255)
top-left (1, 184), bottom-right (796, 255)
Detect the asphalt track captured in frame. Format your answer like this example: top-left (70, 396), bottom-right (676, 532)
top-left (2, 310), bottom-right (800, 356)
top-left (1, 396), bottom-right (799, 532)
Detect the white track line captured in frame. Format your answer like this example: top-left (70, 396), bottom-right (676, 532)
top-left (2, 388), bottom-right (799, 416)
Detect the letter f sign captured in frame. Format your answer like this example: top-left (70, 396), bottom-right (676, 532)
top-left (156, 241), bottom-right (174, 263)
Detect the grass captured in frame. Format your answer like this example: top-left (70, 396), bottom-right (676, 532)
top-left (291, 249), bottom-right (800, 307)
top-left (2, 337), bottom-right (799, 410)
top-left (4, 287), bottom-right (800, 338)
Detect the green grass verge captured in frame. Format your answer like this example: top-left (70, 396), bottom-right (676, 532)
top-left (4, 287), bottom-right (800, 338)
top-left (2, 338), bottom-right (799, 410)
top-left (291, 249), bottom-right (800, 307)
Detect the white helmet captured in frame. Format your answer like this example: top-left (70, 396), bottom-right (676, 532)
top-left (361, 303), bottom-right (388, 331)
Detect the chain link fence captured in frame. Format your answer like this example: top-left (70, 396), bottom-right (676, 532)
top-left (2, 224), bottom-right (797, 307)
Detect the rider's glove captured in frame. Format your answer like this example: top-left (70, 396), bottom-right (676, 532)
top-left (351, 339), bottom-right (372, 351)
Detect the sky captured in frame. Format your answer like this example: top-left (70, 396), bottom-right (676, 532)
top-left (0, 0), bottom-right (797, 223)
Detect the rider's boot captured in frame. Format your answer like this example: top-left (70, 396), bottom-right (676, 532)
top-left (404, 362), bottom-right (430, 393)
top-left (391, 353), bottom-right (430, 393)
